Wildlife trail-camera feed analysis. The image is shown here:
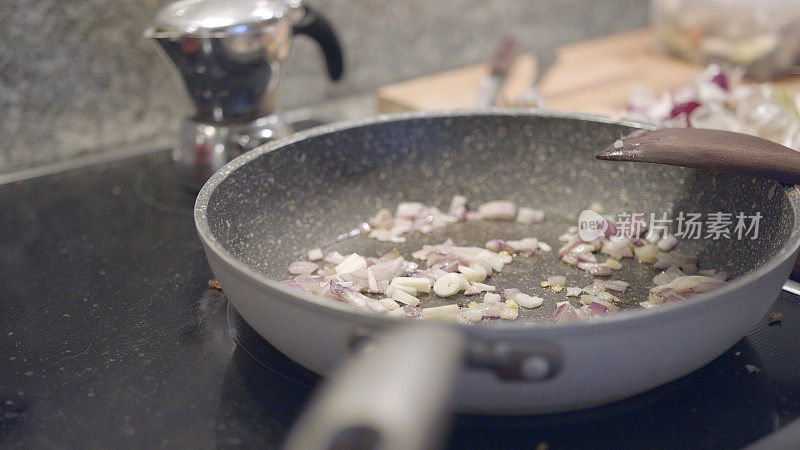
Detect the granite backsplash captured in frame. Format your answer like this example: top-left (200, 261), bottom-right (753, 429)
top-left (0, 0), bottom-right (647, 174)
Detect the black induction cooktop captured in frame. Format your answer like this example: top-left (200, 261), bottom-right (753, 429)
top-left (2, 147), bottom-right (800, 448)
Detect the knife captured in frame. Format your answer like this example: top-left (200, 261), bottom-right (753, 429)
top-left (514, 47), bottom-right (556, 108)
top-left (475, 37), bottom-right (521, 108)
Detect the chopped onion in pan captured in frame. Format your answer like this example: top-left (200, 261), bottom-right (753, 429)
top-left (280, 200), bottom-right (729, 324)
top-left (478, 200), bottom-right (517, 221)
top-left (288, 261), bottom-right (319, 275)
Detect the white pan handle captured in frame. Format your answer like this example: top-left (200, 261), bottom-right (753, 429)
top-left (284, 323), bottom-right (466, 450)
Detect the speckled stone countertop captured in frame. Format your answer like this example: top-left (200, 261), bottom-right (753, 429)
top-left (0, 0), bottom-right (648, 174)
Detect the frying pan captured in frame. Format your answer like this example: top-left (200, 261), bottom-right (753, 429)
top-left (194, 111), bottom-right (800, 448)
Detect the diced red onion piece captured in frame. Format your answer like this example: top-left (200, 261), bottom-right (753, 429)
top-left (548, 275), bottom-right (567, 286)
top-left (565, 287), bottom-right (582, 297)
top-left (651, 275), bottom-right (725, 298)
top-left (478, 200), bottom-right (517, 221)
top-left (514, 293), bottom-right (543, 308)
top-left (465, 211), bottom-right (482, 221)
top-left (307, 248), bottom-right (324, 261)
top-left (711, 72), bottom-right (728, 90)
top-left (582, 282), bottom-right (604, 296)
top-left (323, 251), bottom-right (346, 265)
top-left (369, 257), bottom-right (406, 281)
top-left (448, 195), bottom-right (468, 220)
top-left (328, 281), bottom-right (370, 312)
top-left (670, 101), bottom-right (701, 120)
top-left (561, 253), bottom-right (579, 265)
top-left (586, 301), bottom-right (608, 315)
top-left (431, 260), bottom-right (460, 273)
top-left (288, 261), bottom-right (319, 275)
top-left (574, 251), bottom-right (597, 263)
top-left (601, 237), bottom-right (633, 259)
top-left (458, 308), bottom-right (483, 323)
top-left (516, 207), bottom-right (545, 224)
top-left (602, 279), bottom-right (629, 292)
top-left (463, 286), bottom-right (481, 296)
top-left (288, 276), bottom-right (328, 295)
top-left (552, 301), bottom-right (579, 322)
top-left (365, 299), bottom-right (389, 314)
top-left (558, 239), bottom-right (582, 258)
top-left (279, 279), bottom-right (313, 295)
top-left (474, 302), bottom-right (504, 318)
top-left (395, 202), bottom-right (427, 219)
top-left (483, 292), bottom-right (502, 304)
top-left (558, 232), bottom-right (576, 242)
top-left (485, 239), bottom-right (515, 253)
top-left (577, 262), bottom-right (612, 276)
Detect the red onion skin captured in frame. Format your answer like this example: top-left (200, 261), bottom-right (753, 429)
top-left (603, 217), bottom-right (618, 239)
top-left (411, 268), bottom-right (447, 281)
top-left (711, 72), bottom-right (728, 91)
top-left (326, 282), bottom-right (371, 311)
top-left (431, 260), bottom-right (460, 273)
top-left (488, 238), bottom-right (537, 254)
top-left (561, 253), bottom-right (579, 265)
top-left (486, 239), bottom-right (515, 253)
top-left (670, 101), bottom-right (701, 119)
top-left (586, 302), bottom-right (608, 315)
top-left (558, 240), bottom-right (583, 258)
top-left (577, 263), bottom-right (612, 277)
top-left (669, 102), bottom-right (700, 127)
top-left (603, 280), bottom-right (629, 292)
top-left (280, 279), bottom-right (313, 295)
top-left (653, 287), bottom-right (684, 303)
top-left (476, 303), bottom-right (504, 318)
top-left (590, 266), bottom-right (612, 276)
top-left (552, 303), bottom-right (579, 322)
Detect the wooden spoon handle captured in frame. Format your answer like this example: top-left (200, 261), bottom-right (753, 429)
top-left (597, 128), bottom-right (800, 185)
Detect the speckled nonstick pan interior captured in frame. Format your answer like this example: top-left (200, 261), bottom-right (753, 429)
top-left (202, 111), bottom-right (795, 320)
top-left (195, 110), bottom-right (800, 446)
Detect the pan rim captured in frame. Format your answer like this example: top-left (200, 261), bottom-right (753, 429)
top-left (195, 109), bottom-right (800, 336)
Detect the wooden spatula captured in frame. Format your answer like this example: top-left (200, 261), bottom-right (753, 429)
top-left (596, 128), bottom-right (800, 185)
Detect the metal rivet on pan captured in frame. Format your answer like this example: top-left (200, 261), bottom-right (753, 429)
top-left (519, 356), bottom-right (552, 381)
top-left (467, 340), bottom-right (562, 382)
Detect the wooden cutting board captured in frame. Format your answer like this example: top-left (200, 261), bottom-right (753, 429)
top-left (376, 29), bottom-right (800, 115)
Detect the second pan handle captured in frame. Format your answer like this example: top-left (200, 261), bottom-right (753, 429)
top-left (284, 323), bottom-right (466, 450)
